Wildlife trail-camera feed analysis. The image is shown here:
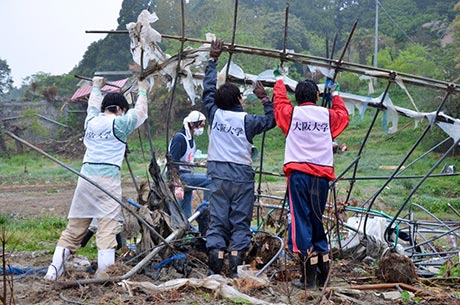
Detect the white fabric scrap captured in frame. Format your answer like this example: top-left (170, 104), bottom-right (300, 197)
top-left (126, 10), bottom-right (165, 69)
top-left (380, 93), bottom-right (399, 134)
top-left (119, 275), bottom-right (286, 305)
top-left (395, 76), bottom-right (419, 112)
top-left (307, 65), bottom-right (334, 79)
top-left (338, 91), bottom-right (460, 136)
top-left (437, 120), bottom-right (460, 142)
top-left (256, 69), bottom-right (299, 91)
top-left (126, 10), bottom-right (213, 105)
top-left (217, 61), bottom-right (246, 88)
top-left (359, 75), bottom-right (375, 95)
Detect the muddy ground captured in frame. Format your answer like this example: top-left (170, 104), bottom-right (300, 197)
top-left (0, 184), bottom-right (459, 305)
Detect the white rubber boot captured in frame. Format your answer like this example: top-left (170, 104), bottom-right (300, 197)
top-left (95, 248), bottom-right (115, 278)
top-left (44, 246), bottom-right (70, 281)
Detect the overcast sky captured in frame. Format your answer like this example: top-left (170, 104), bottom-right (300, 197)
top-left (0, 0), bottom-right (123, 87)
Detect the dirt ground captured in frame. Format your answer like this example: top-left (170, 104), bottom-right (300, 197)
top-left (1, 184), bottom-right (459, 305)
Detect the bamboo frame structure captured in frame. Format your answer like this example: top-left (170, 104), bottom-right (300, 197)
top-left (82, 0), bottom-right (460, 278)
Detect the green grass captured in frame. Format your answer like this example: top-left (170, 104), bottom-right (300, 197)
top-left (1, 215), bottom-right (65, 249)
top-left (0, 215), bottom-right (98, 258)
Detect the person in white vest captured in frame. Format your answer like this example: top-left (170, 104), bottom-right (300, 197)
top-left (273, 68), bottom-right (349, 289)
top-left (202, 39), bottom-right (276, 278)
top-left (169, 110), bottom-right (211, 220)
top-left (44, 76), bottom-right (150, 281)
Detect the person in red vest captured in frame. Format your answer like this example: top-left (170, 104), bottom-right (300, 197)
top-left (273, 69), bottom-right (349, 289)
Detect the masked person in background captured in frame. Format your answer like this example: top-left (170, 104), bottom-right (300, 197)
top-left (202, 39), bottom-right (276, 278)
top-left (273, 68), bottom-right (349, 289)
top-left (44, 76), bottom-right (150, 281)
top-left (169, 110), bottom-right (211, 223)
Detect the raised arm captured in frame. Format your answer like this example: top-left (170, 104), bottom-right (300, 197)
top-left (202, 39), bottom-right (223, 121)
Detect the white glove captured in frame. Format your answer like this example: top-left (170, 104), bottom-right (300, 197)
top-left (138, 79), bottom-right (149, 93)
top-left (92, 77), bottom-right (105, 88)
top-left (174, 187), bottom-right (184, 201)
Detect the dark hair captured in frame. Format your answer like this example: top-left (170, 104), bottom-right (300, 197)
top-left (295, 79), bottom-right (319, 105)
top-left (101, 93), bottom-right (129, 113)
top-left (214, 83), bottom-right (241, 110)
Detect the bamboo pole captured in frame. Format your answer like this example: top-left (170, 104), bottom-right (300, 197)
top-left (86, 30), bottom-right (460, 93)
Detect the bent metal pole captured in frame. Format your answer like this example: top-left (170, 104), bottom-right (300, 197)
top-left (4, 130), bottom-right (174, 250)
top-left (54, 211), bottom-right (201, 289)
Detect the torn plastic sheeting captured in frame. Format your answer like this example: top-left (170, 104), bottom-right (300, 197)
top-left (217, 61), bottom-right (246, 87)
top-left (126, 9), bottom-right (210, 104)
top-left (256, 69), bottom-right (300, 92)
top-left (339, 91), bottom-right (460, 136)
top-left (437, 120), bottom-right (460, 142)
top-left (334, 216), bottom-right (406, 260)
top-left (126, 10), bottom-right (164, 69)
top-left (307, 65), bottom-right (334, 79)
top-left (120, 275), bottom-right (286, 305)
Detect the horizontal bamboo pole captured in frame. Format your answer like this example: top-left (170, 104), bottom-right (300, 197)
top-left (86, 30), bottom-right (460, 93)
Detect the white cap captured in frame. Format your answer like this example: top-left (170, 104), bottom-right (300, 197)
top-left (183, 111), bottom-right (206, 140)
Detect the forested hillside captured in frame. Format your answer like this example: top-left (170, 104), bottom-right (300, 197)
top-left (8, 0), bottom-right (460, 133)
top-left (72, 0), bottom-right (458, 79)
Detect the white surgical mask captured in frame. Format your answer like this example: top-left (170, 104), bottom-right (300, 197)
top-left (194, 127), bottom-right (204, 136)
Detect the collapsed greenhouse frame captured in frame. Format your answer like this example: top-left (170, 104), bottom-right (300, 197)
top-left (6, 0), bottom-right (460, 289)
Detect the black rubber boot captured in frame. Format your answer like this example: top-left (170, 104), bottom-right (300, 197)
top-left (80, 230), bottom-right (94, 248)
top-left (207, 249), bottom-right (224, 275)
top-left (317, 252), bottom-right (330, 287)
top-left (292, 254), bottom-right (318, 290)
top-left (229, 250), bottom-right (245, 278)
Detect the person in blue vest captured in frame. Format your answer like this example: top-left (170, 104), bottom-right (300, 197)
top-left (44, 76), bottom-right (150, 281)
top-left (273, 68), bottom-right (349, 289)
top-left (169, 110), bottom-right (211, 220)
top-left (202, 39), bottom-right (276, 278)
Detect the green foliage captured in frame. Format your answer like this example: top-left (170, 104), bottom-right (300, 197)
top-left (400, 290), bottom-right (411, 303)
top-left (233, 299), bottom-right (251, 305)
top-left (21, 72), bottom-right (79, 101)
top-left (378, 44), bottom-right (443, 79)
top-left (438, 255), bottom-right (460, 278)
top-left (0, 215), bottom-right (66, 251)
top-left (0, 58), bottom-right (13, 98)
top-left (9, 0), bottom-right (460, 105)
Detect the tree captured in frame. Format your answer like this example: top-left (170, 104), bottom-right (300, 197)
top-left (0, 59), bottom-right (13, 98)
top-left (21, 72), bottom-right (78, 101)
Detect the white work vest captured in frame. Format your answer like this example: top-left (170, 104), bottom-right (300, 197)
top-left (208, 109), bottom-right (252, 166)
top-left (285, 105), bottom-right (333, 167)
top-left (169, 133), bottom-right (196, 173)
top-left (83, 114), bottom-right (126, 168)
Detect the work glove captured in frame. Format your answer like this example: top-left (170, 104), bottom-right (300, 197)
top-left (325, 78), bottom-right (339, 93)
top-left (195, 201), bottom-right (209, 216)
top-left (273, 65), bottom-right (286, 80)
top-left (322, 77), bottom-right (336, 106)
top-left (333, 82), bottom-right (340, 94)
top-left (253, 81), bottom-right (268, 100)
top-left (92, 76), bottom-right (105, 88)
top-left (138, 79), bottom-right (149, 93)
top-left (174, 186), bottom-right (184, 201)
top-left (210, 39), bottom-right (223, 60)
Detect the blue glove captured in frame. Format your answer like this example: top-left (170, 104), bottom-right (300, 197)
top-left (322, 77), bottom-right (337, 106)
top-left (195, 201), bottom-right (209, 215)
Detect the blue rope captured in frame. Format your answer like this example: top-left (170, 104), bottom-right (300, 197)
top-left (153, 253), bottom-right (187, 270)
top-left (1, 266), bottom-right (48, 276)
